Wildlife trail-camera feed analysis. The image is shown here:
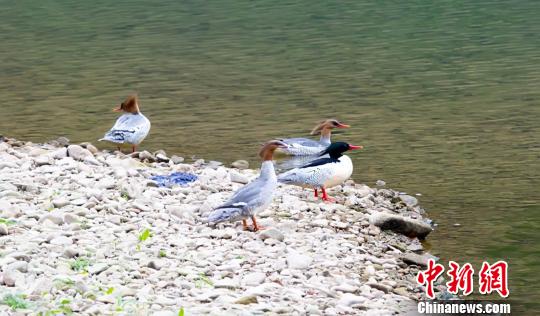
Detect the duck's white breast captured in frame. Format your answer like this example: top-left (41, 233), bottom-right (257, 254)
top-left (323, 155), bottom-right (353, 188)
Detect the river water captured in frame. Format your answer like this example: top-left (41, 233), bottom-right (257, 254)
top-left (1, 0), bottom-right (539, 310)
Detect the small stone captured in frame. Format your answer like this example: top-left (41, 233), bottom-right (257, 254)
top-left (337, 293), bottom-right (365, 307)
top-left (35, 155), bottom-right (53, 166)
top-left (139, 150), bottom-right (156, 162)
top-left (243, 272), bottom-right (266, 286)
top-left (286, 250), bottom-right (313, 270)
top-left (375, 180), bottom-right (386, 186)
top-left (156, 153), bottom-right (169, 163)
top-left (56, 137), bottom-right (70, 147)
top-left (88, 263), bottom-right (108, 275)
top-left (147, 260), bottom-right (163, 270)
top-left (63, 213), bottom-right (79, 224)
top-left (52, 198), bottom-right (70, 208)
top-left (394, 287), bottom-right (410, 297)
top-left (63, 248), bottom-right (79, 258)
top-left (170, 155), bottom-right (184, 164)
top-left (231, 160), bottom-right (249, 169)
top-left (400, 194), bottom-right (418, 207)
top-left (367, 282), bottom-right (391, 293)
top-left (401, 253), bottom-right (433, 267)
top-left (67, 145), bottom-right (93, 161)
top-left (259, 228), bottom-right (284, 242)
top-left (50, 236), bottom-right (73, 245)
top-left (234, 295), bottom-right (258, 305)
top-left (0, 224), bottom-right (8, 235)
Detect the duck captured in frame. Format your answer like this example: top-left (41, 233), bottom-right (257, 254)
top-left (279, 119), bottom-right (350, 156)
top-left (99, 95), bottom-right (151, 153)
top-left (207, 140), bottom-right (289, 231)
top-left (278, 142), bottom-right (362, 202)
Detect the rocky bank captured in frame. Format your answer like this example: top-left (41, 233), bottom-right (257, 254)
top-left (0, 136), bottom-right (442, 315)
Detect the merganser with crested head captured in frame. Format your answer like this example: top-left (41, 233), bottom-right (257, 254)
top-left (279, 119), bottom-right (350, 156)
top-left (207, 140), bottom-right (289, 231)
top-left (278, 142), bottom-right (362, 202)
top-left (99, 95), bottom-right (151, 153)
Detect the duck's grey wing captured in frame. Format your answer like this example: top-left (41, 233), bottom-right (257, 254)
top-left (207, 179), bottom-right (263, 223)
top-left (278, 165), bottom-right (333, 187)
top-left (100, 114), bottom-right (150, 144)
top-left (282, 137), bottom-right (321, 147)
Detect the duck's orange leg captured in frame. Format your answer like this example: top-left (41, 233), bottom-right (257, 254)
top-left (242, 219), bottom-right (249, 231)
top-left (251, 216), bottom-right (265, 231)
top-left (321, 187), bottom-right (336, 203)
top-left (132, 145), bottom-right (136, 153)
top-left (314, 188), bottom-right (319, 198)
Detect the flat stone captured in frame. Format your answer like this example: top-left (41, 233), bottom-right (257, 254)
top-left (234, 295), bottom-right (258, 305)
top-left (243, 272), bottom-right (266, 286)
top-left (259, 228), bottom-right (285, 242)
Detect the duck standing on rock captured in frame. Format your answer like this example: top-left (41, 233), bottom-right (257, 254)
top-left (279, 119), bottom-right (350, 156)
top-left (99, 95), bottom-right (151, 153)
top-left (207, 140), bottom-right (289, 231)
top-left (278, 142), bottom-right (362, 202)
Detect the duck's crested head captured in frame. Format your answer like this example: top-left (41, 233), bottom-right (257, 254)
top-left (259, 140), bottom-right (289, 160)
top-left (320, 141), bottom-right (363, 158)
top-left (113, 95), bottom-right (140, 113)
top-left (310, 119), bottom-right (350, 135)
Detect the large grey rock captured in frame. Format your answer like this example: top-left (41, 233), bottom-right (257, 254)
top-left (369, 212), bottom-right (432, 239)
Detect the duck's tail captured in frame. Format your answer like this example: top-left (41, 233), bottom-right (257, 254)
top-left (207, 203), bottom-right (246, 224)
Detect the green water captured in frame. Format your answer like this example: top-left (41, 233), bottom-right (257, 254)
top-left (1, 0), bottom-right (539, 310)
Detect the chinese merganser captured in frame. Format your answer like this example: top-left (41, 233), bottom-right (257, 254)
top-left (279, 119), bottom-right (350, 156)
top-left (207, 140), bottom-right (289, 231)
top-left (99, 95), bottom-right (151, 153)
top-left (278, 142), bottom-right (362, 202)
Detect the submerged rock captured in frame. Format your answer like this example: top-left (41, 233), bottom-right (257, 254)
top-left (369, 212), bottom-right (432, 239)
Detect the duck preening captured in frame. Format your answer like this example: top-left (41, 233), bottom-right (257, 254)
top-left (278, 142), bottom-right (362, 202)
top-left (99, 95), bottom-right (151, 153)
top-left (279, 119), bottom-right (350, 156)
top-left (207, 140), bottom-right (289, 231)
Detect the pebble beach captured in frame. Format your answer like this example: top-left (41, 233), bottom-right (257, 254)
top-left (0, 136), bottom-right (442, 315)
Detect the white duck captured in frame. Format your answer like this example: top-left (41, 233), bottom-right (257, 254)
top-left (99, 95), bottom-right (151, 153)
top-left (279, 119), bottom-right (350, 156)
top-left (207, 140), bottom-right (289, 231)
top-left (278, 142), bottom-right (362, 202)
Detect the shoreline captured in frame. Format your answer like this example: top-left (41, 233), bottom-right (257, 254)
top-left (0, 137), bottom-right (442, 315)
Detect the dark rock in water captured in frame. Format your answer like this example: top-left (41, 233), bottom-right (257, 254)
top-left (369, 212), bottom-right (433, 239)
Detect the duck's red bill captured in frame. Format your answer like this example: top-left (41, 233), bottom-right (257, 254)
top-left (349, 145), bottom-right (363, 150)
top-left (337, 123), bottom-right (350, 128)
